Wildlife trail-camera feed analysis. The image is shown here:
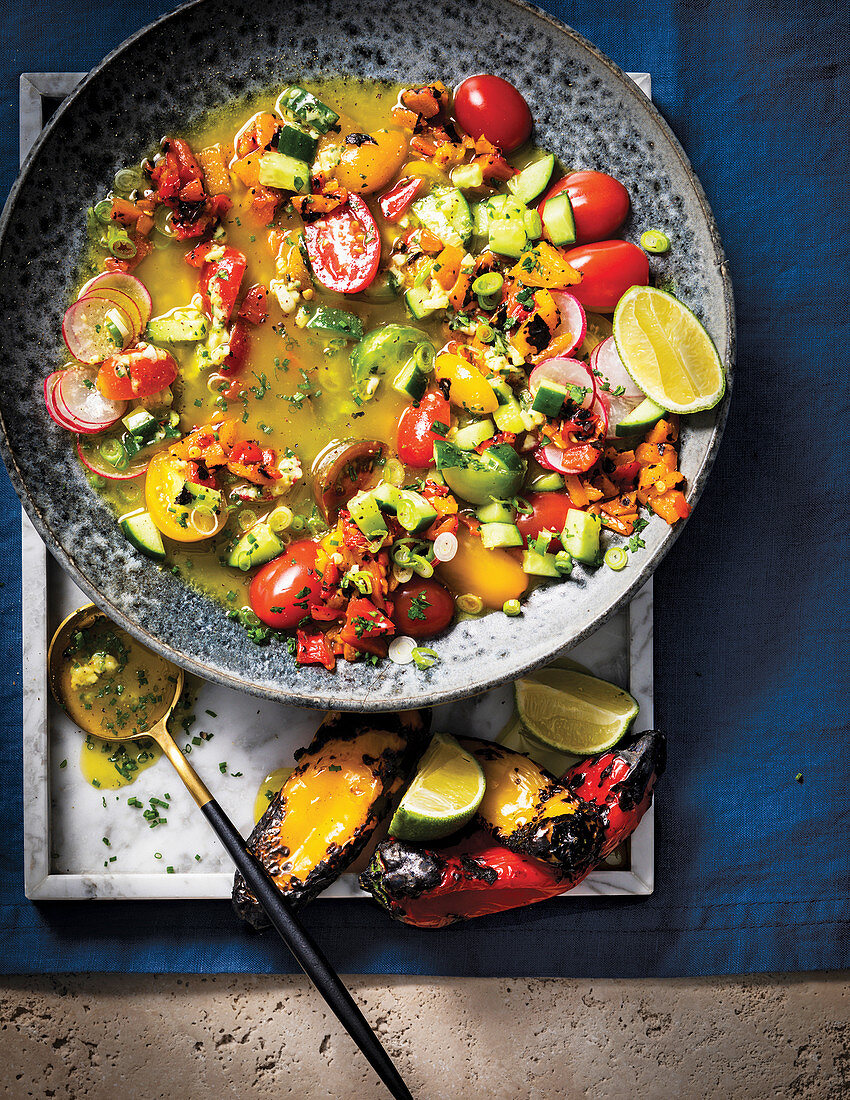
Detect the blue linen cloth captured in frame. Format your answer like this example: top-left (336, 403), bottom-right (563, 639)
top-left (0, 0), bottom-right (847, 976)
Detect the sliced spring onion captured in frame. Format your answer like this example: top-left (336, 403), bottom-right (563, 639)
top-left (267, 506), bottom-right (293, 533)
top-left (307, 515), bottom-right (327, 536)
top-left (237, 509), bottom-right (258, 531)
top-left (109, 234), bottom-right (137, 260)
top-left (388, 635), bottom-right (418, 665)
top-left (554, 550), bottom-right (573, 576)
top-left (289, 515), bottom-right (306, 532)
top-left (640, 229), bottom-right (670, 254)
top-left (154, 205), bottom-right (177, 237)
top-left (383, 458), bottom-right (406, 487)
top-left (114, 168), bottom-right (145, 193)
top-left (189, 508), bottom-right (220, 536)
top-left (432, 531), bottom-right (458, 562)
top-left (98, 439), bottom-right (129, 469)
top-left (392, 563), bottom-right (414, 584)
top-left (392, 544), bottom-right (413, 567)
top-left (94, 199), bottom-right (113, 224)
top-left (604, 546), bottom-right (628, 571)
top-left (411, 646), bottom-right (439, 670)
top-left (457, 593), bottom-right (483, 615)
top-left (502, 599), bottom-right (522, 616)
top-left (347, 570), bottom-right (373, 595)
top-left (413, 342), bottom-right (436, 374)
top-left (410, 554), bottom-right (434, 578)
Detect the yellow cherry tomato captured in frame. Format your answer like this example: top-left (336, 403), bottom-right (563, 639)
top-left (145, 451), bottom-right (226, 543)
top-left (334, 129), bottom-right (409, 194)
top-left (435, 353), bottom-right (499, 414)
top-left (437, 527), bottom-right (528, 609)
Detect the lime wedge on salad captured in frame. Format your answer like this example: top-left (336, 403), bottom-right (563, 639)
top-left (389, 731), bottom-right (485, 841)
top-left (515, 668), bottom-right (639, 756)
top-left (613, 285), bottom-right (725, 413)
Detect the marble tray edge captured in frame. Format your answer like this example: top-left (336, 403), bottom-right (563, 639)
top-left (20, 70), bottom-right (654, 903)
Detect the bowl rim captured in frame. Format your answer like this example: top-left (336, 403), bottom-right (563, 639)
top-left (0, 0), bottom-right (735, 711)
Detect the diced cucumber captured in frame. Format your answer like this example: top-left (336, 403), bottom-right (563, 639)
top-left (227, 523), bottom-right (285, 571)
top-left (120, 512), bottom-right (166, 561)
top-left (372, 482), bottom-right (403, 515)
top-left (488, 217), bottom-right (527, 258)
top-left (493, 397), bottom-right (527, 434)
top-left (405, 284), bottom-right (449, 320)
top-left (614, 397), bottom-right (667, 436)
top-left (491, 378), bottom-right (513, 406)
top-left (531, 380), bottom-right (568, 417)
top-left (305, 307), bottom-right (363, 340)
top-left (258, 151), bottom-right (310, 194)
top-left (450, 162), bottom-right (485, 190)
top-left (523, 209), bottom-right (543, 241)
top-left (561, 510), bottom-right (601, 564)
top-left (412, 187), bottom-right (473, 247)
top-left (507, 154), bottom-right (555, 204)
top-left (392, 359), bottom-right (429, 401)
top-left (146, 308), bottom-right (209, 344)
top-left (522, 549), bottom-right (561, 577)
top-left (474, 194), bottom-right (527, 237)
top-left (276, 86), bottom-right (340, 134)
top-left (528, 472), bottom-right (566, 492)
top-left (453, 418), bottom-right (495, 450)
top-left (183, 482), bottom-right (223, 514)
top-left (348, 491), bottom-right (388, 539)
top-left (396, 490), bottom-right (438, 534)
top-left (476, 499), bottom-right (516, 524)
top-left (542, 191), bottom-right (576, 246)
top-left (122, 408), bottom-right (157, 441)
top-left (480, 522), bottom-right (524, 549)
top-left (275, 122), bottom-right (318, 163)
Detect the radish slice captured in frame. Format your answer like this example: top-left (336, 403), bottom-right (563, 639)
top-left (62, 298), bottom-right (133, 364)
top-left (59, 367), bottom-right (126, 427)
top-left (44, 372), bottom-right (95, 433)
top-left (548, 291), bottom-right (587, 357)
top-left (78, 286), bottom-right (143, 336)
top-left (76, 437), bottom-right (147, 480)
top-left (529, 357), bottom-right (595, 410)
top-left (592, 336), bottom-right (645, 401)
top-left (78, 271), bottom-right (152, 328)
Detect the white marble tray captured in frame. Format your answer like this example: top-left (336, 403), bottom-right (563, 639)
top-left (20, 72), bottom-right (655, 903)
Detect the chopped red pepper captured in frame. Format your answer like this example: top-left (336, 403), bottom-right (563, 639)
top-left (237, 284), bottom-right (269, 325)
top-left (198, 247), bottom-right (247, 323)
top-left (220, 320), bottom-right (250, 375)
top-left (338, 597), bottom-right (396, 655)
top-left (378, 176), bottom-right (426, 222)
top-left (296, 630), bottom-right (336, 671)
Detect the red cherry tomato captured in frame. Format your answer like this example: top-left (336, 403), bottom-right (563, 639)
top-left (516, 492), bottom-right (577, 551)
top-left (97, 343), bottom-right (178, 400)
top-left (198, 247), bottom-right (247, 322)
top-left (392, 577), bottom-right (455, 639)
top-left (453, 74), bottom-right (532, 153)
top-left (562, 240), bottom-right (649, 313)
top-left (304, 193), bottom-right (381, 293)
top-left (249, 540), bottom-right (323, 629)
top-left (396, 391), bottom-right (451, 468)
top-left (541, 172), bottom-right (630, 245)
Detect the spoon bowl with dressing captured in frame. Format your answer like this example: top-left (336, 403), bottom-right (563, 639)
top-left (48, 604), bottom-right (414, 1100)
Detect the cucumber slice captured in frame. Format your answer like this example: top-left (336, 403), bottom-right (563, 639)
top-left (275, 122), bottom-right (318, 163)
top-left (488, 217), bottom-right (527, 258)
top-left (450, 163), bottom-right (485, 190)
top-left (372, 482), bottom-right (403, 515)
top-left (392, 359), bottom-right (429, 401)
top-left (528, 472), bottom-right (566, 492)
top-left (405, 284), bottom-right (449, 320)
top-left (523, 209), bottom-right (543, 241)
top-left (453, 418), bottom-right (495, 450)
top-left (120, 512), bottom-right (165, 561)
top-left (522, 549), bottom-right (561, 577)
top-left (396, 490), bottom-right (438, 534)
top-left (493, 397), bottom-right (527, 434)
top-left (508, 154), bottom-right (555, 204)
top-left (227, 523), bottom-right (285, 571)
top-left (348, 491), bottom-right (388, 539)
top-left (122, 408), bottom-right (157, 441)
top-left (412, 187), bottom-right (473, 248)
top-left (531, 381), bottom-right (568, 417)
top-left (476, 499), bottom-right (517, 524)
top-left (480, 522), bottom-right (524, 550)
top-left (305, 307), bottom-right (363, 340)
top-left (145, 308), bottom-right (208, 344)
top-left (258, 151), bottom-right (310, 194)
top-left (614, 397), bottom-right (667, 436)
top-left (542, 191), bottom-right (577, 247)
top-left (561, 510), bottom-right (601, 565)
top-left (276, 86), bottom-right (340, 134)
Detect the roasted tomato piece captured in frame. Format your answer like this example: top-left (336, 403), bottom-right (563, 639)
top-left (311, 439), bottom-right (386, 520)
top-left (97, 343), bottom-right (178, 400)
top-left (303, 193), bottom-right (381, 294)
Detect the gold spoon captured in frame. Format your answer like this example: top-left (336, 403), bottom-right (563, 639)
top-left (48, 604), bottom-right (413, 1100)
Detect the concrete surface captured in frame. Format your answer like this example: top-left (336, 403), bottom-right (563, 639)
top-left (1, 972), bottom-right (848, 1098)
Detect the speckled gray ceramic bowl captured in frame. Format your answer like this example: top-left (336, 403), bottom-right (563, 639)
top-left (0, 0), bottom-right (733, 711)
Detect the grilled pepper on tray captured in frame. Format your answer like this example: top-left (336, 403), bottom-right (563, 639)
top-left (233, 708), bottom-right (428, 927)
top-left (359, 729), bottom-right (665, 927)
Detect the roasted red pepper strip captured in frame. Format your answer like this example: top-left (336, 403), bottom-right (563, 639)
top-left (296, 630), bottom-right (336, 671)
top-left (220, 320), bottom-right (250, 375)
top-left (237, 284), bottom-right (269, 324)
top-left (378, 176), bottom-right (426, 222)
top-left (360, 729), bottom-right (665, 927)
top-left (338, 597), bottom-right (396, 655)
top-left (198, 247), bottom-right (247, 323)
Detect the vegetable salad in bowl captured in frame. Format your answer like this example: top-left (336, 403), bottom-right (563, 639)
top-left (48, 75), bottom-right (723, 673)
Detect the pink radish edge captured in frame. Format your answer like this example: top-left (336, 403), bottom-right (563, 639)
top-left (76, 438), bottom-right (146, 481)
top-left (549, 291), bottom-right (587, 357)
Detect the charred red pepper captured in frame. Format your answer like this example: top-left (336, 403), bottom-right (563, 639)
top-left (237, 284), bottom-right (269, 325)
top-left (197, 247), bottom-right (247, 323)
top-left (360, 729), bottom-right (665, 927)
top-left (150, 137), bottom-right (231, 239)
top-left (296, 630), bottom-right (336, 671)
top-left (338, 597), bottom-right (396, 655)
top-left (220, 319), bottom-right (250, 375)
top-left (378, 176), bottom-right (426, 223)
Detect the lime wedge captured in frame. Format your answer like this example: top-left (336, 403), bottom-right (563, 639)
top-left (613, 285), bottom-right (725, 413)
top-left (515, 668), bottom-right (639, 755)
top-left (496, 712), bottom-right (583, 776)
top-left (389, 732), bottom-right (486, 841)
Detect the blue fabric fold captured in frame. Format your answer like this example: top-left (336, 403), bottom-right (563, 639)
top-left (0, 0), bottom-right (847, 975)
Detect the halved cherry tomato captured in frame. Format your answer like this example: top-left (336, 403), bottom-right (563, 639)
top-left (304, 193), bottom-right (381, 294)
top-left (145, 450), bottom-right (227, 543)
top-left (453, 74), bottom-right (532, 153)
top-left (541, 172), bottom-right (630, 245)
top-left (392, 577), bottom-right (454, 639)
top-left (199, 247), bottom-right (247, 322)
top-left (561, 240), bottom-right (649, 313)
top-left (516, 492), bottom-right (577, 551)
top-left (338, 596), bottom-right (396, 655)
top-left (396, 391), bottom-right (451, 468)
top-left (249, 540), bottom-right (323, 629)
top-left (97, 343), bottom-right (178, 400)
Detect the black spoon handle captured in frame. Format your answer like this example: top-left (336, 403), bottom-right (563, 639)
top-left (200, 799), bottom-right (413, 1100)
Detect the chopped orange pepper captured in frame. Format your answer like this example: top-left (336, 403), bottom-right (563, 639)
top-left (197, 144), bottom-right (232, 195)
top-left (418, 227), bottom-right (444, 253)
top-left (565, 474), bottom-right (588, 507)
top-left (433, 245), bottom-right (464, 291)
top-left (230, 151), bottom-right (261, 189)
top-left (135, 213), bottom-right (154, 236)
top-left (391, 106), bottom-right (419, 129)
top-left (449, 272), bottom-right (473, 311)
top-left (509, 241), bottom-right (581, 289)
top-left (649, 489), bottom-right (690, 523)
